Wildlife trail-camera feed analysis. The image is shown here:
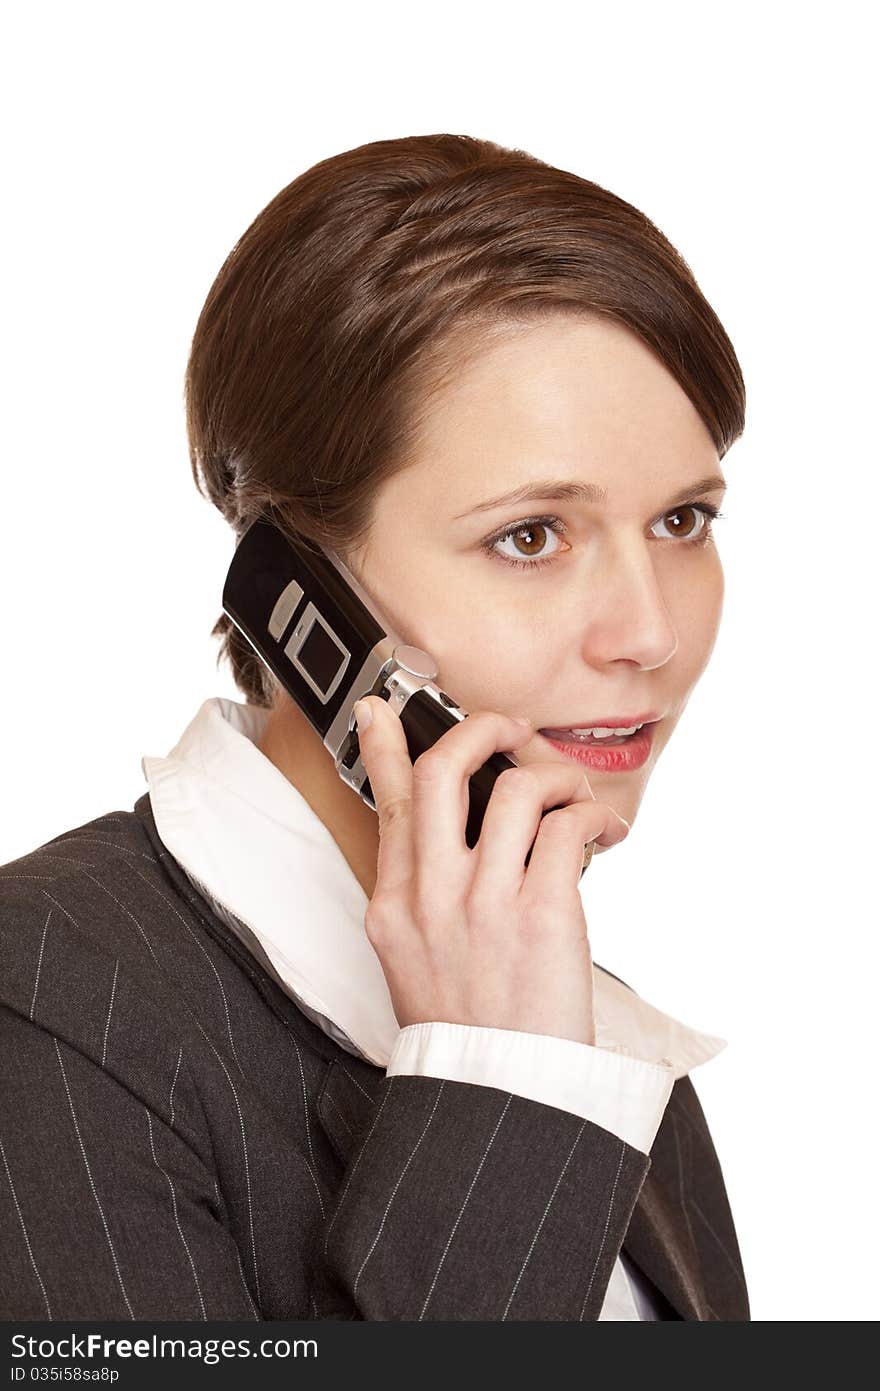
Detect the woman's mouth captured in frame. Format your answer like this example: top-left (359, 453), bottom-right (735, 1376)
top-left (537, 722), bottom-right (657, 772)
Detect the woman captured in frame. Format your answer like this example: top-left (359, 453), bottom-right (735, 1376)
top-left (0, 133), bottom-right (749, 1320)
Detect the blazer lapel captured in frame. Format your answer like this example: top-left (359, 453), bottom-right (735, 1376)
top-left (317, 1054), bottom-right (385, 1168)
top-left (622, 1169), bottom-right (708, 1320)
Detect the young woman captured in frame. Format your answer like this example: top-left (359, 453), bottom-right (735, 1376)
top-left (0, 133), bottom-right (749, 1321)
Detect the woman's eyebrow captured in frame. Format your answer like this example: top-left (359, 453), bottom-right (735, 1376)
top-left (452, 473), bottom-right (727, 519)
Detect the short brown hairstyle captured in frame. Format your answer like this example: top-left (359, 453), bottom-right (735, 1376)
top-left (185, 133), bottom-right (745, 708)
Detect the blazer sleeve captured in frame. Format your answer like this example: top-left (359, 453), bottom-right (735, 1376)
top-left (386, 1019), bottom-right (675, 1154)
top-left (0, 1002), bottom-right (260, 1321)
top-left (312, 1068), bottom-right (651, 1320)
top-left (1, 998), bottom-right (650, 1323)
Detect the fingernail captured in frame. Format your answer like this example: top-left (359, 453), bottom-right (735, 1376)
top-left (354, 699), bottom-right (372, 731)
top-left (511, 715), bottom-right (532, 727)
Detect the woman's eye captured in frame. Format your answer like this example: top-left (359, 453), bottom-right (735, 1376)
top-left (484, 518), bottom-right (568, 571)
top-left (651, 504), bottom-right (720, 543)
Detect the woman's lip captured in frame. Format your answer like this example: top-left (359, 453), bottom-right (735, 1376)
top-left (538, 713), bottom-right (662, 732)
top-left (537, 723), bottom-right (656, 772)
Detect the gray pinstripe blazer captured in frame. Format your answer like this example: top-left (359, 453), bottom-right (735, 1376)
top-left (0, 793), bottom-right (750, 1321)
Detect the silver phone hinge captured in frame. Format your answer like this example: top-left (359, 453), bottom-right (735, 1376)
top-left (332, 647), bottom-right (461, 802)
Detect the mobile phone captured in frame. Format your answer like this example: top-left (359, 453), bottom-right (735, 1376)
top-left (222, 513), bottom-right (592, 878)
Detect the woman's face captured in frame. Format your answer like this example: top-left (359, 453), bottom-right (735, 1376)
top-left (345, 314), bottom-right (726, 835)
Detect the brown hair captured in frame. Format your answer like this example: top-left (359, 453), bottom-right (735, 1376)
top-left (185, 133), bottom-right (745, 708)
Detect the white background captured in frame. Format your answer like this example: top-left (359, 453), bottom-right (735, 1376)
top-left (2, 0), bottom-right (877, 1321)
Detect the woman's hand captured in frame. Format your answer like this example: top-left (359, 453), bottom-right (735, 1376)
top-left (353, 696), bottom-right (630, 1047)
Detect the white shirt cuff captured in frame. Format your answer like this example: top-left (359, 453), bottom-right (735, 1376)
top-left (386, 1021), bottom-right (675, 1155)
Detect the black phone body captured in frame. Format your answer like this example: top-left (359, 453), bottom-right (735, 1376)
top-left (222, 514), bottom-right (589, 876)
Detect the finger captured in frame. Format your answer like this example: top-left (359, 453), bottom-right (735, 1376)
top-left (470, 762), bottom-right (625, 896)
top-left (354, 696), bottom-right (416, 896)
top-left (524, 800), bottom-right (630, 902)
top-left (408, 710), bottom-right (536, 884)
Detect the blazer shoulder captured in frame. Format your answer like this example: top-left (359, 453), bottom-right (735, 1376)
top-left (0, 800), bottom-right (172, 1014)
top-left (0, 804), bottom-right (154, 894)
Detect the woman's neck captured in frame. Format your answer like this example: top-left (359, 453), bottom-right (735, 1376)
top-left (256, 694), bottom-right (380, 901)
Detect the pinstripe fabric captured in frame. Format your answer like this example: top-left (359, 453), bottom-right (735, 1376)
top-left (0, 795), bottom-right (750, 1321)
